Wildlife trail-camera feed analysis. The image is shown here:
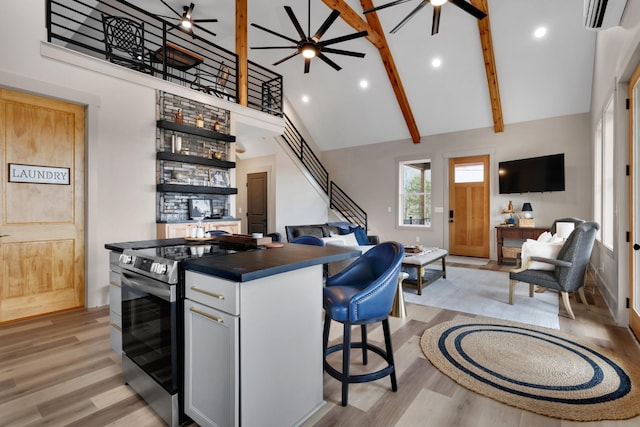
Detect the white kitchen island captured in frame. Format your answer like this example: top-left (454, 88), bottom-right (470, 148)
top-left (182, 243), bottom-right (360, 427)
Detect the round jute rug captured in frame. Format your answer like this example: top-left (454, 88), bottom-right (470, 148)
top-left (420, 318), bottom-right (640, 421)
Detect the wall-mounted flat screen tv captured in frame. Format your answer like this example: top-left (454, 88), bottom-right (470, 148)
top-left (498, 153), bottom-right (565, 194)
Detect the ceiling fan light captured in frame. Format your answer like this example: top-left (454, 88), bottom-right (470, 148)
top-left (302, 47), bottom-right (317, 59)
top-left (431, 0), bottom-right (448, 6)
top-left (181, 19), bottom-right (192, 29)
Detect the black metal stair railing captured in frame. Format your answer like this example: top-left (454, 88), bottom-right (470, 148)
top-left (281, 114), bottom-right (329, 194)
top-left (329, 182), bottom-right (367, 231)
top-left (281, 114), bottom-right (368, 231)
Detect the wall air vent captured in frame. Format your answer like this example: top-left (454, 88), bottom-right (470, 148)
top-left (584, 0), bottom-right (628, 30)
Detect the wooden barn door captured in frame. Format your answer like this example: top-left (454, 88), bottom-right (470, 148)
top-left (0, 89), bottom-right (85, 323)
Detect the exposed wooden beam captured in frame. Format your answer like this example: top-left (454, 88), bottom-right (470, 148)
top-left (322, 0), bottom-right (421, 143)
top-left (236, 0), bottom-right (248, 106)
top-left (471, 0), bottom-right (504, 132)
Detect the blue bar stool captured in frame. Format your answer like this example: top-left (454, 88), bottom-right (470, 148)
top-left (322, 241), bottom-right (404, 406)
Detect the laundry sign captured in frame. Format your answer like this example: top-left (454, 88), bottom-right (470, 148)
top-left (9, 163), bottom-right (70, 185)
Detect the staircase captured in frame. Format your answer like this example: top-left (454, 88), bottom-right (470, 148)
top-left (280, 113), bottom-right (368, 231)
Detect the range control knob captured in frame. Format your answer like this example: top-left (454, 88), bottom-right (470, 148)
top-left (151, 262), bottom-right (167, 275)
top-left (119, 254), bottom-right (133, 264)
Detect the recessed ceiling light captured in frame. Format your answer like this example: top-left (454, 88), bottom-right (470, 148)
top-left (302, 95), bottom-right (310, 103)
top-left (360, 79), bottom-right (369, 89)
top-left (431, 58), bottom-right (442, 68)
top-left (534, 27), bottom-right (547, 38)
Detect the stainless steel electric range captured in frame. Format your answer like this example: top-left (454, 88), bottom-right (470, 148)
top-left (118, 243), bottom-right (254, 426)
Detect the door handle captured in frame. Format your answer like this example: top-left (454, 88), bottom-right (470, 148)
top-left (634, 243), bottom-right (640, 251)
top-left (0, 234), bottom-right (9, 238)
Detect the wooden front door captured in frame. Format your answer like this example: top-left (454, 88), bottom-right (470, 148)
top-left (247, 172), bottom-right (267, 235)
top-left (0, 89), bottom-right (85, 323)
top-left (448, 155), bottom-right (490, 258)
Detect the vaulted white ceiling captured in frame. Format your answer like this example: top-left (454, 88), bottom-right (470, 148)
top-left (142, 0), bottom-right (597, 151)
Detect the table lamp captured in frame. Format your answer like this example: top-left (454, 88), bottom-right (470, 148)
top-left (522, 202), bottom-right (533, 218)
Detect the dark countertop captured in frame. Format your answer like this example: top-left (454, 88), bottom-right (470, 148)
top-left (105, 238), bottom-right (188, 252)
top-left (183, 243), bottom-right (361, 282)
top-left (156, 217), bottom-right (241, 224)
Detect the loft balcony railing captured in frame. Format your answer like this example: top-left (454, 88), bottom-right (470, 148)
top-left (47, 0), bottom-right (283, 116)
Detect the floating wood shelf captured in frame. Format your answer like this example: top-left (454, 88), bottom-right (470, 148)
top-left (157, 183), bottom-right (238, 195)
top-left (156, 152), bottom-right (235, 168)
top-left (157, 120), bottom-right (236, 142)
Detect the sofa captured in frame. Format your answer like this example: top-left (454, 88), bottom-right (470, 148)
top-left (285, 222), bottom-right (379, 276)
top-left (284, 223), bottom-right (380, 245)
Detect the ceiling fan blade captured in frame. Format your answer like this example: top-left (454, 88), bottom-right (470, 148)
top-left (272, 51), bottom-right (300, 66)
top-left (185, 3), bottom-right (195, 21)
top-left (390, 1), bottom-right (427, 34)
top-left (251, 23), bottom-right (301, 45)
top-left (251, 46), bottom-right (299, 50)
top-left (284, 6), bottom-right (307, 40)
top-left (322, 47), bottom-right (366, 58)
top-left (304, 57), bottom-right (311, 74)
top-left (363, 0), bottom-right (415, 14)
top-left (431, 5), bottom-right (441, 35)
top-left (449, 0), bottom-right (487, 20)
top-left (193, 19), bottom-right (218, 23)
top-left (317, 52), bottom-right (342, 71)
top-left (312, 9), bottom-right (340, 42)
top-left (159, 0), bottom-right (181, 17)
top-left (317, 31), bottom-right (368, 47)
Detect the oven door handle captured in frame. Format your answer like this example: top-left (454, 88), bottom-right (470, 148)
top-left (121, 271), bottom-right (173, 302)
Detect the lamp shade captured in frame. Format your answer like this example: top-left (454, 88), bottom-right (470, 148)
top-left (522, 202), bottom-right (533, 212)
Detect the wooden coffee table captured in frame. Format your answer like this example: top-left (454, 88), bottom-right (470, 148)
top-left (401, 248), bottom-right (448, 295)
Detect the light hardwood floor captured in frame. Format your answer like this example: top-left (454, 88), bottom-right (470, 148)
top-left (1, 262), bottom-right (639, 427)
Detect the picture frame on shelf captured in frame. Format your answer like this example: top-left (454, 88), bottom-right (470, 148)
top-left (188, 198), bottom-right (212, 219)
top-left (210, 170), bottom-right (229, 187)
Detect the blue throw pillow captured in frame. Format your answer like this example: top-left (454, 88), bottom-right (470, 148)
top-left (351, 226), bottom-right (370, 245)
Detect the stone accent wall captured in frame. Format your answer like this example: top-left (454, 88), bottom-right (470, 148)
top-left (156, 91), bottom-right (233, 222)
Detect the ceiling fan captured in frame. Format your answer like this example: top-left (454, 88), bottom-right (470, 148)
top-left (250, 1), bottom-right (368, 73)
top-left (159, 1), bottom-right (218, 37)
top-left (364, 0), bottom-right (486, 36)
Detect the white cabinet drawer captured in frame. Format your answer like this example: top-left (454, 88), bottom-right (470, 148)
top-left (185, 271), bottom-right (239, 315)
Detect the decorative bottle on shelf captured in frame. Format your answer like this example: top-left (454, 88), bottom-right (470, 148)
top-left (174, 109), bottom-right (183, 124)
top-left (213, 121), bottom-right (221, 132)
top-left (196, 114), bottom-right (204, 128)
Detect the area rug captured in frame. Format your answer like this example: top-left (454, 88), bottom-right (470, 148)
top-left (403, 266), bottom-right (560, 329)
top-left (421, 318), bottom-right (640, 421)
top-left (446, 255), bottom-right (489, 266)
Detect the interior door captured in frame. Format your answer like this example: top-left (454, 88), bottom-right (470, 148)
top-left (448, 155), bottom-right (490, 258)
top-left (628, 65), bottom-right (640, 340)
top-left (0, 89), bottom-right (85, 323)
top-left (247, 172), bottom-right (267, 235)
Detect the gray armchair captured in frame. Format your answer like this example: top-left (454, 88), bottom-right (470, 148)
top-left (509, 221), bottom-right (599, 319)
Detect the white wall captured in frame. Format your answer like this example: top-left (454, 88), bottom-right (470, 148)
top-left (0, 0), bottom-right (280, 308)
top-left (322, 113), bottom-right (591, 260)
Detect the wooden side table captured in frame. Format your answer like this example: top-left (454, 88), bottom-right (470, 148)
top-left (496, 225), bottom-right (549, 265)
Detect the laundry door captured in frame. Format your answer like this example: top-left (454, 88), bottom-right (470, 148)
top-left (0, 89), bottom-right (85, 323)
top-left (448, 155), bottom-right (490, 258)
top-left (629, 65), bottom-right (640, 340)
top-left (247, 171), bottom-right (267, 235)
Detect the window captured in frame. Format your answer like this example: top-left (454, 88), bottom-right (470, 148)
top-left (594, 97), bottom-right (614, 250)
top-left (399, 159), bottom-right (431, 227)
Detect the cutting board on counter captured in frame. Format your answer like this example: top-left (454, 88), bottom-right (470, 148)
top-left (218, 234), bottom-right (273, 247)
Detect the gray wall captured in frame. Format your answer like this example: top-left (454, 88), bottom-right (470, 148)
top-left (321, 113), bottom-right (591, 260)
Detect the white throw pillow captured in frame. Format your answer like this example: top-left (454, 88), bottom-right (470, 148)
top-left (339, 232), bottom-right (359, 247)
top-left (521, 239), bottom-right (564, 271)
top-left (536, 231), bottom-right (553, 242)
top-left (322, 236), bottom-right (345, 246)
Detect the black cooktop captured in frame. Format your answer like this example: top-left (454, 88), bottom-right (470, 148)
top-left (133, 243), bottom-right (261, 262)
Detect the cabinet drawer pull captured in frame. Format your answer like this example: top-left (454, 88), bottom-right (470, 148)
top-left (191, 286), bottom-right (225, 300)
top-left (190, 307), bottom-right (223, 323)
top-left (110, 323), bottom-right (122, 332)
